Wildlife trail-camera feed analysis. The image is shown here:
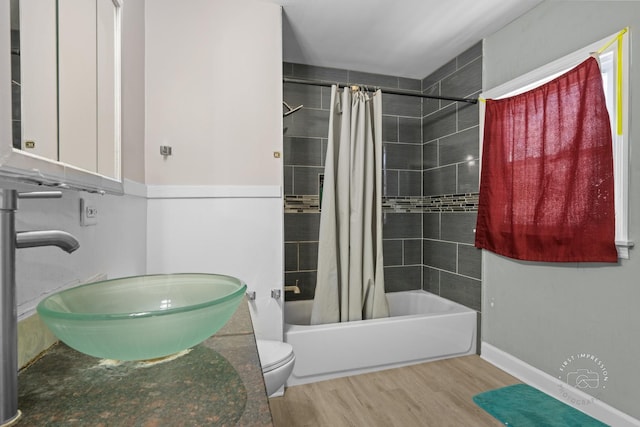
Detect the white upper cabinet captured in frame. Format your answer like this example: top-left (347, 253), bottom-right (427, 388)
top-left (1, 0), bottom-right (122, 193)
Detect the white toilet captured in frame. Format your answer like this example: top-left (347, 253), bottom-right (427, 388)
top-left (256, 339), bottom-right (295, 397)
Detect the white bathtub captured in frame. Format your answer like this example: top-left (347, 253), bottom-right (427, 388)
top-left (284, 290), bottom-right (477, 386)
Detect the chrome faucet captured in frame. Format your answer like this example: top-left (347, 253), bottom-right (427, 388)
top-left (1, 189), bottom-right (79, 426)
top-left (284, 280), bottom-right (301, 294)
top-left (16, 230), bottom-right (80, 252)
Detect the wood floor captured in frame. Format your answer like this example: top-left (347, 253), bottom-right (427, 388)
top-left (269, 355), bottom-right (520, 427)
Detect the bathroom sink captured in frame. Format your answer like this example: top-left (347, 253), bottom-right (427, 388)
top-left (37, 273), bottom-right (247, 361)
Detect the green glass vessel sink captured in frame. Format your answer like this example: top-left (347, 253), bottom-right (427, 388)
top-left (37, 273), bottom-right (247, 361)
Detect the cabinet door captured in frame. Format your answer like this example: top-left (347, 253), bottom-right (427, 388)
top-left (19, 0), bottom-right (58, 160)
top-left (58, 0), bottom-right (98, 173)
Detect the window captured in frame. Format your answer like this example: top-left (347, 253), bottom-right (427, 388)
top-left (480, 29), bottom-right (632, 259)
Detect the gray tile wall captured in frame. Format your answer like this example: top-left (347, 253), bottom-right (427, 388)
top-left (283, 41), bottom-right (483, 322)
top-left (421, 42), bottom-right (483, 315)
top-left (283, 63), bottom-right (423, 300)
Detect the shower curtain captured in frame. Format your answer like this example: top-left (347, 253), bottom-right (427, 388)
top-left (310, 85), bottom-right (389, 325)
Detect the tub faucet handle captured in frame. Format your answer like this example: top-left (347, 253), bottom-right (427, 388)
top-left (271, 289), bottom-right (281, 300)
top-left (246, 291), bottom-right (256, 301)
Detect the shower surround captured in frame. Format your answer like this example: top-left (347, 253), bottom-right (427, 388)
top-left (283, 42), bottom-right (482, 336)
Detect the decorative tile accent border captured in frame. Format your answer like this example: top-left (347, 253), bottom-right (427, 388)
top-left (421, 193), bottom-right (479, 212)
top-left (285, 193), bottom-right (479, 213)
top-left (382, 197), bottom-right (424, 213)
top-left (284, 195), bottom-right (321, 213)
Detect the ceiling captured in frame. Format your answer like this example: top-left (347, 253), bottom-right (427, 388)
top-left (268, 0), bottom-right (545, 80)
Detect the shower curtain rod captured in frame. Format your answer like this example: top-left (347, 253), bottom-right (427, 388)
top-left (283, 77), bottom-right (478, 104)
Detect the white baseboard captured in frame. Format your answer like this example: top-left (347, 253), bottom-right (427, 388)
top-left (481, 342), bottom-right (640, 427)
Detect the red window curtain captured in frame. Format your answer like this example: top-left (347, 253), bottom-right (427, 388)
top-left (475, 56), bottom-right (618, 263)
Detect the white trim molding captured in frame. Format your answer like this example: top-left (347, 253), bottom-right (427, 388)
top-left (481, 342), bottom-right (640, 427)
top-left (146, 185), bottom-right (282, 199)
top-left (122, 179), bottom-right (148, 198)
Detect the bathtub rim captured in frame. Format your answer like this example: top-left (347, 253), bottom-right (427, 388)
top-left (284, 289), bottom-right (476, 330)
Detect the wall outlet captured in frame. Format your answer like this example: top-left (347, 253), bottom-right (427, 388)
top-left (80, 198), bottom-right (98, 226)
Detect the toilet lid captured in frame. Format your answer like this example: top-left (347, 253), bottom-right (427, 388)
top-left (256, 339), bottom-right (294, 372)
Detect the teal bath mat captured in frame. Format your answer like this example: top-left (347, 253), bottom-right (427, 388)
top-left (473, 384), bottom-right (608, 426)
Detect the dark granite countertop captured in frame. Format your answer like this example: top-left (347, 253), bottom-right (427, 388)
top-left (17, 299), bottom-right (273, 426)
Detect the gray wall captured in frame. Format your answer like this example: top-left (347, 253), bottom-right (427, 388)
top-left (11, 179), bottom-right (147, 319)
top-left (483, 0), bottom-right (640, 418)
